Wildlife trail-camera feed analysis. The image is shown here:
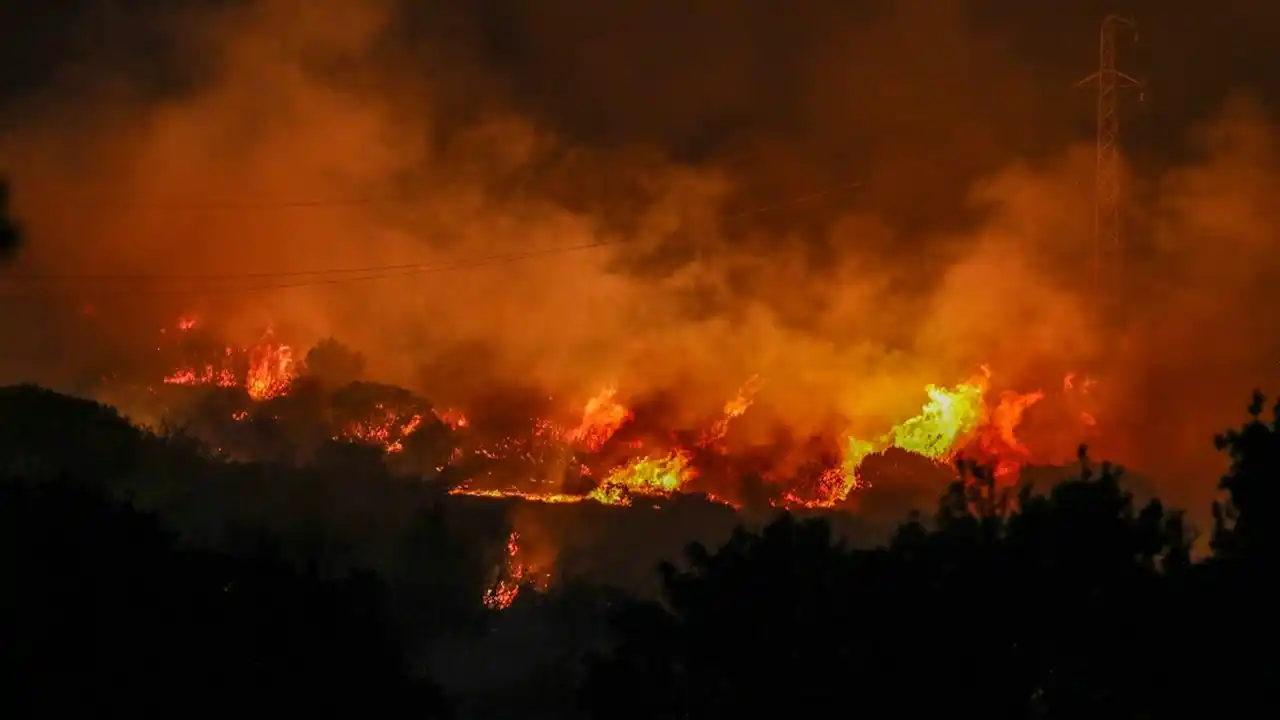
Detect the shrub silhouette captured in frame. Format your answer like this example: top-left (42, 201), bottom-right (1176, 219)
top-left (0, 178), bottom-right (20, 261)
top-left (1212, 390), bottom-right (1280, 564)
top-left (302, 337), bottom-right (368, 388)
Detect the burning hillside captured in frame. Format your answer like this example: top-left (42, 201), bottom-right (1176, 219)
top-left (107, 315), bottom-right (1101, 514)
top-left (1, 1), bottom-right (1278, 603)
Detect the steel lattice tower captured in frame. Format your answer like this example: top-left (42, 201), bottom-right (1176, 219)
top-left (1077, 15), bottom-right (1142, 291)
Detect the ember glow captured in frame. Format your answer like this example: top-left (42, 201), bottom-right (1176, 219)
top-left (163, 363), bottom-right (238, 389)
top-left (342, 408), bottom-right (424, 454)
top-left (483, 531), bottom-right (549, 610)
top-left (245, 333), bottom-right (295, 402)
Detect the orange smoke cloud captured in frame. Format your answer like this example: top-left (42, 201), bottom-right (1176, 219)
top-left (0, 1), bottom-right (1277, 527)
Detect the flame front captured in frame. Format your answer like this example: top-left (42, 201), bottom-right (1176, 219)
top-left (136, 315), bottom-right (1105, 613)
top-left (890, 377), bottom-right (988, 461)
top-left (160, 321), bottom-right (295, 402)
top-left (567, 386), bottom-right (632, 451)
top-left (342, 407), bottom-right (425, 453)
top-left (151, 316), bottom-right (1097, 515)
top-left (589, 451), bottom-right (694, 506)
top-left (789, 369), bottom-right (1064, 508)
top-left (483, 531), bottom-right (549, 610)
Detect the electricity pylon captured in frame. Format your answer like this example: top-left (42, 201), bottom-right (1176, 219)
top-left (1077, 15), bottom-right (1142, 292)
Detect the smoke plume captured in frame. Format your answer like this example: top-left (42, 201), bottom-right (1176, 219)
top-left (0, 0), bottom-right (1278, 517)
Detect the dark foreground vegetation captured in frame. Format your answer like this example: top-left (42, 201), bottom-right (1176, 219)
top-left (2, 383), bottom-right (1278, 718)
top-left (1, 475), bottom-right (443, 714)
top-left (0, 178), bottom-right (20, 260)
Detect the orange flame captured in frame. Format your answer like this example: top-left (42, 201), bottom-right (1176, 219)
top-left (701, 375), bottom-right (764, 448)
top-left (789, 369), bottom-right (1080, 508)
top-left (433, 408), bottom-right (469, 430)
top-left (245, 331), bottom-right (294, 401)
top-left (340, 407), bottom-right (425, 453)
top-left (163, 365), bottom-right (238, 388)
top-left (566, 386), bottom-right (632, 451)
top-left (153, 317), bottom-right (1096, 515)
top-left (588, 450), bottom-right (694, 506)
top-left (160, 321), bottom-right (294, 402)
top-left (483, 531), bottom-right (549, 610)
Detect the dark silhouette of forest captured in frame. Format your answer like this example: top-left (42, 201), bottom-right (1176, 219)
top-left (585, 400), bottom-right (1280, 718)
top-left (2, 188), bottom-right (1278, 717)
top-left (2, 385), bottom-right (1278, 717)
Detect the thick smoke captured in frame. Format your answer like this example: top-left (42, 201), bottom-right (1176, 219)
top-left (0, 0), bottom-right (1277, 515)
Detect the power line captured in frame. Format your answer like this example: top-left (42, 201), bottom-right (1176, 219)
top-left (0, 179), bottom-right (868, 293)
top-left (14, 180), bottom-right (866, 217)
top-left (0, 237), bottom-right (632, 299)
top-left (14, 196), bottom-right (419, 213)
top-left (3, 249), bottom-right (567, 282)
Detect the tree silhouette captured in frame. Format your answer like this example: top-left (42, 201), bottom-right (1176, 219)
top-left (1211, 390), bottom-right (1280, 565)
top-left (302, 337), bottom-right (367, 387)
top-left (0, 177), bottom-right (20, 261)
top-left (0, 382), bottom-right (515, 685)
top-left (0, 474), bottom-right (446, 715)
top-left (585, 450), bottom-right (1192, 718)
top-left (1191, 391), bottom-right (1280, 716)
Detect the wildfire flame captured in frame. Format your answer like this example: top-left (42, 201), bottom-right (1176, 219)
top-left (483, 531), bottom-right (549, 610)
top-left (434, 408), bottom-right (470, 430)
top-left (341, 408), bottom-right (425, 454)
top-left (143, 316), bottom-right (1103, 610)
top-left (589, 450), bottom-right (694, 506)
top-left (161, 322), bottom-right (294, 402)
top-left (152, 316), bottom-right (1098, 512)
top-left (701, 374), bottom-right (764, 448)
top-left (245, 330), bottom-right (294, 401)
top-left (782, 367), bottom-right (1087, 508)
top-left (441, 368), bottom-right (1092, 509)
top-left (566, 386), bottom-right (632, 451)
